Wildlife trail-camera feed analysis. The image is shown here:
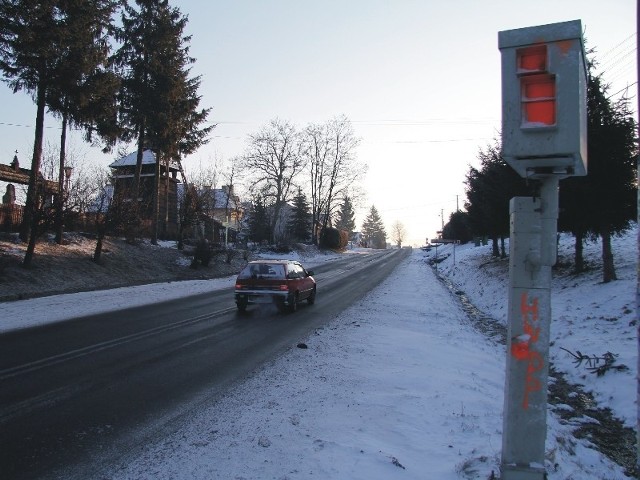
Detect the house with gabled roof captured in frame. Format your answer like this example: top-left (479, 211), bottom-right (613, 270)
top-left (109, 149), bottom-right (181, 237)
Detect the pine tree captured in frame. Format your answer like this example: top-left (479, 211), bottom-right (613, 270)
top-left (0, 1), bottom-right (70, 260)
top-left (361, 205), bottom-right (387, 249)
top-left (443, 211), bottom-right (473, 244)
top-left (288, 188), bottom-right (311, 243)
top-left (464, 140), bottom-right (528, 257)
top-left (45, 0), bottom-right (120, 245)
top-left (558, 61), bottom-right (637, 281)
top-left (248, 194), bottom-right (271, 244)
top-left (115, 0), bottom-right (211, 197)
top-left (335, 195), bottom-right (356, 236)
top-left (0, 0), bottom-right (120, 264)
top-left (46, 0), bottom-right (119, 144)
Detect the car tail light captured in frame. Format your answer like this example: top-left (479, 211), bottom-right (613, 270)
top-left (235, 284), bottom-right (244, 290)
top-left (279, 284), bottom-right (289, 291)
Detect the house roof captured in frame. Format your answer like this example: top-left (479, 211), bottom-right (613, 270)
top-left (109, 149), bottom-right (156, 168)
top-left (176, 183), bottom-right (240, 209)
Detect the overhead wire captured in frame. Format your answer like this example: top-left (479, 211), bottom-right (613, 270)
top-left (0, 121), bottom-right (61, 129)
top-left (595, 32), bottom-right (637, 92)
top-left (600, 49), bottom-right (637, 78)
top-left (600, 32), bottom-right (636, 56)
top-left (606, 82), bottom-right (638, 101)
top-left (599, 44), bottom-right (637, 71)
top-left (607, 66), bottom-right (637, 85)
top-left (0, 117), bottom-right (498, 146)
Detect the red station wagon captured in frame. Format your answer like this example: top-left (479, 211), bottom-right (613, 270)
top-left (234, 260), bottom-right (317, 313)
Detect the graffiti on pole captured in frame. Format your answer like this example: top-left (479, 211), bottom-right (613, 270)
top-left (510, 291), bottom-right (544, 409)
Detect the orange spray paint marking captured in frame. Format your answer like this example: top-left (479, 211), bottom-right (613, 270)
top-left (556, 39), bottom-right (573, 55)
top-left (510, 292), bottom-right (544, 409)
top-left (510, 340), bottom-right (530, 360)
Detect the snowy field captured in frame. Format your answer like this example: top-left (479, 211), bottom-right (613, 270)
top-left (0, 231), bottom-right (636, 479)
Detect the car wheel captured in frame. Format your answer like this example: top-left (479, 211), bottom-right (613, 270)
top-left (289, 292), bottom-right (299, 313)
top-left (236, 300), bottom-right (247, 312)
top-left (276, 299), bottom-right (288, 313)
top-left (307, 287), bottom-right (316, 305)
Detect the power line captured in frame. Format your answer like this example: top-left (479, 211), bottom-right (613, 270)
top-left (351, 118), bottom-right (498, 126)
top-left (599, 48), bottom-right (637, 74)
top-left (0, 121), bottom-right (61, 129)
top-left (0, 120), bottom-right (494, 146)
top-left (370, 137), bottom-right (492, 144)
top-left (607, 81), bottom-right (638, 99)
top-left (599, 43), bottom-right (637, 68)
top-left (599, 32), bottom-right (637, 61)
top-left (607, 64), bottom-right (637, 84)
top-left (359, 197), bottom-right (461, 214)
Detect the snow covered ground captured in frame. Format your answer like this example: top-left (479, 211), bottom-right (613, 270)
top-left (436, 230), bottom-right (637, 431)
top-left (1, 231), bottom-right (636, 479)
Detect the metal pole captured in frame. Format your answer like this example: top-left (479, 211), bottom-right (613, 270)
top-left (434, 244), bottom-right (438, 273)
top-left (501, 176), bottom-right (558, 480)
top-left (453, 240), bottom-right (456, 266)
top-left (636, 0), bottom-right (639, 469)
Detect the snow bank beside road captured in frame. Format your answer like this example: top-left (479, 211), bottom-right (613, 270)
top-left (434, 230), bottom-right (637, 429)
top-left (102, 250), bottom-right (629, 480)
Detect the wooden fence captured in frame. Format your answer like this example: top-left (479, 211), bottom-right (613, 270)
top-left (0, 204), bottom-right (23, 232)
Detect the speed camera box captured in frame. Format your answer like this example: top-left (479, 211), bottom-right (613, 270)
top-left (499, 20), bottom-right (587, 177)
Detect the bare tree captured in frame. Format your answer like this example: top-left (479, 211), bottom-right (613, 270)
top-left (190, 162), bottom-right (219, 216)
top-left (304, 121), bottom-right (330, 244)
top-left (303, 115), bottom-right (363, 244)
top-left (391, 220), bottom-right (406, 248)
top-left (176, 162), bottom-right (218, 249)
top-left (222, 156), bottom-right (240, 224)
top-left (91, 170), bottom-right (112, 262)
top-left (220, 156), bottom-right (246, 247)
top-left (66, 163), bottom-right (108, 220)
top-left (40, 143), bottom-right (92, 239)
top-left (92, 169), bottom-right (131, 263)
top-left (243, 119), bottom-right (305, 243)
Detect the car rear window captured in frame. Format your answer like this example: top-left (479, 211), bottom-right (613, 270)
top-left (238, 263), bottom-right (286, 280)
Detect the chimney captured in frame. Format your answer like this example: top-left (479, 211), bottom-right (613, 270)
top-left (2, 184), bottom-right (16, 205)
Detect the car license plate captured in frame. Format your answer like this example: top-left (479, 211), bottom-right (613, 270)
top-left (250, 295), bottom-right (272, 304)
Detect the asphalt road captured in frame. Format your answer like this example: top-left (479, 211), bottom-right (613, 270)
top-left (0, 247), bottom-right (410, 480)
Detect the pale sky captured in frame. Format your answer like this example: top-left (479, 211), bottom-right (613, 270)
top-left (0, 1), bottom-right (636, 246)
